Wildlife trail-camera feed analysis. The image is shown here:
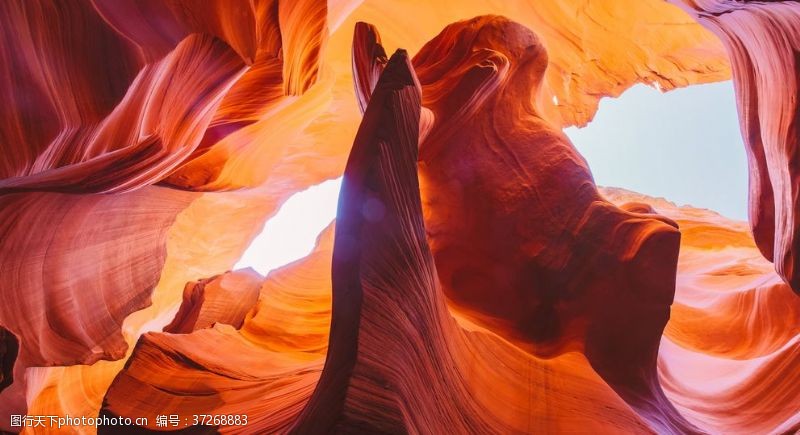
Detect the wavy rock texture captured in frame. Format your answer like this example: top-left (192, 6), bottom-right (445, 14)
top-left (1, 0), bottom-right (799, 434)
top-left (162, 270), bottom-right (262, 334)
top-left (101, 227), bottom-right (334, 434)
top-left (0, 1), bottom-right (243, 193)
top-left (0, 327), bottom-right (18, 393)
top-left (296, 50), bottom-right (658, 434)
top-left (0, 187), bottom-right (195, 422)
top-left (602, 187), bottom-right (800, 434)
top-left (0, 0), bottom-right (332, 193)
top-left (13, 186), bottom-right (327, 434)
top-left (328, 0), bottom-right (730, 129)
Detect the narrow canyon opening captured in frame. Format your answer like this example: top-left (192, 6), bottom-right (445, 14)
top-left (565, 81), bottom-right (748, 221)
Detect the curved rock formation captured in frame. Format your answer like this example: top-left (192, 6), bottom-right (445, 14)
top-left (0, 327), bottom-right (18, 393)
top-left (603, 187), bottom-right (800, 434)
top-left (101, 226), bottom-right (334, 434)
top-left (411, 17), bottom-right (691, 432)
top-left (163, 270), bottom-right (262, 334)
top-left (330, 0), bottom-right (730, 128)
top-left (296, 49), bottom-right (660, 434)
top-left (0, 1), bottom-right (337, 430)
top-left (352, 23), bottom-right (388, 113)
top-left (0, 187), bottom-right (195, 422)
top-left (1, 1), bottom-right (799, 434)
top-left (0, 0), bottom-right (331, 193)
top-left (0, 1), bottom-right (245, 193)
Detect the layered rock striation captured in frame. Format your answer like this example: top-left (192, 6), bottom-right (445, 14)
top-left (1, 1), bottom-right (799, 434)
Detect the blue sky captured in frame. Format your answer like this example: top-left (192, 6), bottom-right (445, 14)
top-left (565, 81), bottom-right (748, 220)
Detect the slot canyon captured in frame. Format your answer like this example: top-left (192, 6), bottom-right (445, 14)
top-left (0, 0), bottom-right (799, 433)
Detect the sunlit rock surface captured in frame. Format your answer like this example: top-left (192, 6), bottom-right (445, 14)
top-left (0, 0), bottom-right (798, 434)
top-left (162, 270), bottom-right (262, 334)
top-left (0, 187), bottom-right (196, 421)
top-left (603, 187), bottom-right (800, 434)
top-left (296, 49), bottom-right (667, 434)
top-left (102, 228), bottom-right (333, 433)
top-left (407, 17), bottom-right (690, 432)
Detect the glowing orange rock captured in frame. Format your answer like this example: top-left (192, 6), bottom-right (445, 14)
top-left (162, 0), bottom-right (332, 190)
top-left (1, 0), bottom-right (799, 434)
top-left (0, 327), bottom-right (17, 393)
top-left (0, 0), bottom-right (331, 194)
top-left (163, 270), bottom-right (262, 334)
top-left (296, 45), bottom-right (679, 434)
top-left (406, 16), bottom-right (689, 431)
top-left (0, 1), bottom-right (337, 428)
